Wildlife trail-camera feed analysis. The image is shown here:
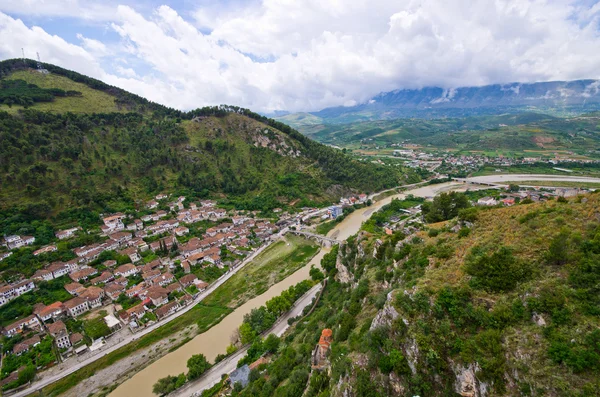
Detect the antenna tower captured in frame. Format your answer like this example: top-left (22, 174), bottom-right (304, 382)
top-left (21, 48), bottom-right (25, 62)
top-left (36, 52), bottom-right (49, 74)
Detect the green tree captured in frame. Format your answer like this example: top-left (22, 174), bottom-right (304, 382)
top-left (465, 246), bottom-right (530, 292)
top-left (309, 266), bottom-right (325, 282)
top-left (263, 334), bottom-right (280, 353)
top-left (546, 229), bottom-right (570, 266)
top-left (421, 192), bottom-right (471, 223)
top-left (239, 322), bottom-right (257, 345)
top-left (187, 354), bottom-right (210, 381)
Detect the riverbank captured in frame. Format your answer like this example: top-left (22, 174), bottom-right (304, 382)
top-left (109, 248), bottom-right (329, 397)
top-left (32, 235), bottom-right (313, 397)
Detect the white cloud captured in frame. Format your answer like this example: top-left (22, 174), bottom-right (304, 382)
top-left (76, 33), bottom-right (108, 56)
top-left (0, 0), bottom-right (116, 20)
top-left (1, 1), bottom-right (600, 113)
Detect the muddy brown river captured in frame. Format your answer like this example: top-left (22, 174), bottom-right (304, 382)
top-left (111, 175), bottom-right (593, 396)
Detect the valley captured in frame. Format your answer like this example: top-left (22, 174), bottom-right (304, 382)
top-left (1, 58), bottom-right (600, 397)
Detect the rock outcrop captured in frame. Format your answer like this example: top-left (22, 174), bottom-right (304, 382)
top-left (370, 292), bottom-right (399, 330)
top-left (452, 362), bottom-right (489, 397)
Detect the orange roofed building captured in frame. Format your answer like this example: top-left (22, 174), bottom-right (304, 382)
top-left (312, 329), bottom-right (333, 370)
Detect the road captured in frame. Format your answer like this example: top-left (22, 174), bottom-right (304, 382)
top-left (15, 173), bottom-right (599, 397)
top-left (171, 283), bottom-right (323, 397)
top-left (12, 231), bottom-right (292, 397)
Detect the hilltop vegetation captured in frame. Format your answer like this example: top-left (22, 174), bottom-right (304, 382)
top-left (0, 59), bottom-right (417, 229)
top-left (227, 193), bottom-right (600, 396)
top-left (287, 112), bottom-right (600, 157)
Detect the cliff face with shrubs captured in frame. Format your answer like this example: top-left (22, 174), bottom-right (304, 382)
top-left (228, 193), bottom-right (600, 397)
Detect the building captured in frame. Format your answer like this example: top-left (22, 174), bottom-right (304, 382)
top-left (155, 301), bottom-right (180, 320)
top-left (312, 329), bottom-right (333, 369)
top-left (47, 321), bottom-right (71, 349)
top-left (33, 245), bottom-right (57, 256)
top-left (56, 227), bottom-right (81, 240)
top-left (91, 271), bottom-right (114, 285)
top-left (3, 315), bottom-right (41, 337)
top-left (80, 287), bottom-right (104, 308)
top-left (179, 274), bottom-right (198, 288)
top-left (147, 286), bottom-right (169, 306)
top-left (69, 267), bottom-right (98, 282)
top-left (119, 247), bottom-right (141, 263)
top-left (13, 335), bottom-right (41, 355)
top-left (64, 282), bottom-right (85, 296)
top-left (4, 235), bottom-right (35, 249)
top-left (115, 263), bottom-right (139, 278)
top-left (477, 197), bottom-right (498, 206)
top-left (104, 314), bottom-right (122, 332)
top-left (63, 297), bottom-right (90, 317)
top-left (328, 206), bottom-right (343, 219)
top-left (104, 282), bottom-right (126, 300)
top-left (34, 301), bottom-right (64, 322)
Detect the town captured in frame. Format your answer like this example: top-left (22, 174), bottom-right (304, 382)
top-left (0, 192), bottom-right (368, 392)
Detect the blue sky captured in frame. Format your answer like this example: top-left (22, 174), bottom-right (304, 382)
top-left (1, 0), bottom-right (599, 112)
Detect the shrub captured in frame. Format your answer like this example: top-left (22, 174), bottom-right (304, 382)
top-left (465, 246), bottom-right (530, 292)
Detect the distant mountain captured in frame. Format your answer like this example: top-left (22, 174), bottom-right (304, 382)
top-left (279, 80), bottom-right (600, 125)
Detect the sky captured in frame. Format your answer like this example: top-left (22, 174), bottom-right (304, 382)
top-left (1, 0), bottom-right (600, 113)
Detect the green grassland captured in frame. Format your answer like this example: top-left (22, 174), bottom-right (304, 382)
top-left (202, 235), bottom-right (319, 309)
top-left (291, 112), bottom-right (600, 159)
top-left (473, 163), bottom-right (600, 177)
top-left (2, 70), bottom-right (122, 114)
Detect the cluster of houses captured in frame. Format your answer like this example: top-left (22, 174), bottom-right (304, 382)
top-left (0, 195), bottom-right (282, 364)
top-left (476, 187), bottom-right (585, 207)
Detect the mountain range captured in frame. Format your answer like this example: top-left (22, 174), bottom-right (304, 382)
top-left (277, 79), bottom-right (600, 125)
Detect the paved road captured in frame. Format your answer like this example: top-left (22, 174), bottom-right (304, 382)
top-left (12, 231), bottom-right (294, 397)
top-left (171, 284), bottom-right (323, 397)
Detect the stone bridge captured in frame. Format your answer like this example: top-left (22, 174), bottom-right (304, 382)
top-left (288, 230), bottom-right (338, 248)
top-left (452, 178), bottom-right (506, 188)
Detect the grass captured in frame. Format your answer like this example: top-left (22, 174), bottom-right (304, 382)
top-left (316, 220), bottom-right (338, 235)
top-left (41, 304), bottom-right (231, 397)
top-left (2, 70), bottom-right (122, 114)
top-left (472, 164), bottom-right (600, 177)
top-left (202, 235), bottom-right (319, 309)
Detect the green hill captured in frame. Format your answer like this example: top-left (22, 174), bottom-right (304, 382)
top-left (232, 193), bottom-right (600, 396)
top-left (0, 59), bottom-right (417, 228)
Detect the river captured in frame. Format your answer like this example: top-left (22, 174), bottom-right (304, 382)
top-left (110, 249), bottom-right (329, 397)
top-left (111, 174), bottom-right (597, 397)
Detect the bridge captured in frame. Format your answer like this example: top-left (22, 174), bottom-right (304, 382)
top-left (452, 178), bottom-right (506, 188)
top-left (287, 230), bottom-right (339, 248)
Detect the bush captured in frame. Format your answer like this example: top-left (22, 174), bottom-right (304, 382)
top-left (187, 354), bottom-right (210, 381)
top-left (465, 246), bottom-right (530, 292)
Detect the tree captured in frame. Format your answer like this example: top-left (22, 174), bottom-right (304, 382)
top-left (465, 246), bottom-right (530, 292)
top-left (266, 295), bottom-right (291, 317)
top-left (546, 229), bottom-right (570, 266)
top-left (264, 334), bottom-right (280, 353)
top-left (309, 266), bottom-right (325, 282)
top-left (152, 373), bottom-right (185, 396)
top-left (239, 322), bottom-right (257, 345)
top-left (421, 192), bottom-right (471, 223)
top-left (187, 354), bottom-right (210, 381)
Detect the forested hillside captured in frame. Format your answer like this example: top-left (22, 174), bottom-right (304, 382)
top-left (231, 193), bottom-right (600, 396)
top-left (0, 59), bottom-right (415, 231)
